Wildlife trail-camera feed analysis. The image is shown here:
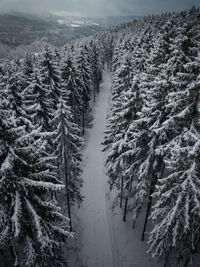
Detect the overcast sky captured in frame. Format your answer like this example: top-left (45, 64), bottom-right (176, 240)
top-left (0, 0), bottom-right (199, 17)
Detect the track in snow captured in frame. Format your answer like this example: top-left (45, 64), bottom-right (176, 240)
top-left (78, 70), bottom-right (115, 267)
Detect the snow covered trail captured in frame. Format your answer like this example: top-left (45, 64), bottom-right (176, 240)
top-left (78, 70), bottom-right (115, 267)
top-left (71, 70), bottom-right (161, 267)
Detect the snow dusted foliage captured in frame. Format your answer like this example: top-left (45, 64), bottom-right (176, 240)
top-left (104, 49), bottom-right (136, 210)
top-left (38, 47), bottom-right (61, 114)
top-left (76, 44), bottom-right (92, 133)
top-left (149, 79), bottom-right (200, 266)
top-left (0, 89), bottom-right (70, 266)
top-left (148, 11), bottom-right (200, 265)
top-left (0, 33), bottom-right (105, 265)
top-left (76, 44), bottom-right (92, 102)
top-left (0, 5), bottom-right (199, 266)
top-left (60, 52), bottom-right (82, 126)
top-left (89, 40), bottom-right (103, 101)
top-left (21, 48), bottom-right (61, 132)
top-left (23, 71), bottom-right (52, 130)
top-left (103, 6), bottom-right (200, 265)
top-left (52, 95), bottom-right (83, 205)
top-left (149, 121), bottom-right (200, 265)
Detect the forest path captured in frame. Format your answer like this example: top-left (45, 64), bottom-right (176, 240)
top-left (78, 69), bottom-right (115, 267)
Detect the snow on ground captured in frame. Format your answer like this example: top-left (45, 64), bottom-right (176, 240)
top-left (65, 69), bottom-right (164, 267)
top-left (107, 190), bottom-right (161, 267)
top-left (77, 70), bottom-right (114, 267)
top-left (71, 24), bottom-right (81, 28)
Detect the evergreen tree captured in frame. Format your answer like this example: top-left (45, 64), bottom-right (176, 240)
top-left (23, 70), bottom-right (51, 131)
top-left (76, 45), bottom-right (92, 134)
top-left (149, 11), bottom-right (200, 264)
top-left (0, 89), bottom-right (70, 267)
top-left (105, 51), bottom-right (135, 209)
top-left (39, 47), bottom-right (60, 112)
top-left (52, 95), bottom-right (83, 231)
top-left (90, 41), bottom-right (102, 102)
top-left (60, 53), bottom-right (81, 126)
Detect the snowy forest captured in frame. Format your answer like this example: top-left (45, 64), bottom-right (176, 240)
top-left (0, 5), bottom-right (200, 267)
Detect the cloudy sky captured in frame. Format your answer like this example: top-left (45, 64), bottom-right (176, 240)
top-left (0, 0), bottom-right (199, 17)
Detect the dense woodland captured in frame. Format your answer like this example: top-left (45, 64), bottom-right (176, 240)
top-left (103, 6), bottom-right (200, 267)
top-left (0, 6), bottom-right (200, 267)
top-left (0, 40), bottom-right (103, 266)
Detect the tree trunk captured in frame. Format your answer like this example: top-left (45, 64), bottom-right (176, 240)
top-left (183, 257), bottom-right (190, 267)
top-left (132, 220), bottom-right (135, 230)
top-left (97, 81), bottom-right (100, 94)
top-left (141, 158), bottom-right (165, 241)
top-left (10, 245), bottom-right (19, 267)
top-left (123, 197), bottom-right (128, 222)
top-left (82, 105), bottom-right (85, 136)
top-left (183, 235), bottom-right (200, 267)
top-left (123, 177), bottom-right (133, 222)
top-left (133, 199), bottom-right (138, 230)
top-left (63, 147), bottom-right (73, 231)
top-left (141, 172), bottom-right (156, 241)
top-left (108, 60), bottom-right (111, 71)
top-left (66, 188), bottom-right (72, 232)
top-left (120, 177), bottom-right (124, 208)
top-left (141, 196), bottom-right (152, 241)
top-left (93, 81), bottom-right (96, 102)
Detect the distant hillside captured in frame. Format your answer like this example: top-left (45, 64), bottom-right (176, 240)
top-left (54, 15), bottom-right (141, 27)
top-left (0, 12), bottom-right (103, 46)
top-left (0, 12), bottom-right (140, 48)
top-left (97, 15), bottom-right (141, 25)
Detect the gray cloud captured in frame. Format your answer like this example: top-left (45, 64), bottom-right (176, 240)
top-left (0, 0), bottom-right (199, 17)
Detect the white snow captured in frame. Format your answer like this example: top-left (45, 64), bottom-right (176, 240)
top-left (92, 23), bottom-right (100, 26)
top-left (11, 191), bottom-right (21, 238)
top-left (0, 152), bottom-right (14, 173)
top-left (73, 20), bottom-right (85, 25)
top-left (25, 198), bottom-right (43, 242)
top-left (67, 70), bottom-right (161, 267)
top-left (57, 18), bottom-right (99, 28)
top-left (78, 70), bottom-right (114, 267)
top-left (57, 19), bottom-right (65, 25)
top-left (71, 24), bottom-right (81, 28)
